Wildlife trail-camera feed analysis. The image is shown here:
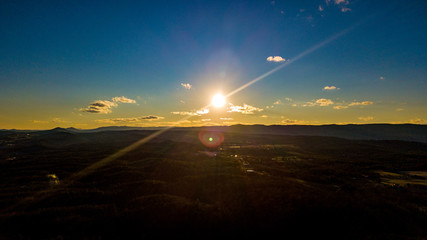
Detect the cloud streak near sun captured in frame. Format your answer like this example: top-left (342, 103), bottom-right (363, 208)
top-left (267, 56), bottom-right (286, 62)
top-left (80, 96), bottom-right (136, 114)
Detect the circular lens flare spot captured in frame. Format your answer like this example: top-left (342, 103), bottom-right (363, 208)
top-left (199, 130), bottom-right (224, 148)
top-left (211, 94), bottom-right (226, 108)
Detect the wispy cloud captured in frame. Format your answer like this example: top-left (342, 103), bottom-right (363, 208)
top-left (220, 117), bottom-right (234, 121)
top-left (409, 118), bottom-right (425, 124)
top-left (139, 115), bottom-right (165, 121)
top-left (171, 108), bottom-right (209, 116)
top-left (348, 101), bottom-right (373, 106)
top-left (333, 0), bottom-right (351, 12)
top-left (227, 103), bottom-right (264, 114)
top-left (358, 116), bottom-right (374, 121)
top-left (95, 115), bottom-right (164, 124)
top-left (333, 105), bottom-right (349, 110)
top-left (81, 96), bottom-right (136, 114)
top-left (32, 120), bottom-right (49, 124)
top-left (267, 56), bottom-right (286, 62)
top-left (304, 98), bottom-right (334, 107)
top-left (274, 100), bottom-right (282, 105)
top-left (180, 83), bottom-right (192, 90)
top-left (323, 86), bottom-right (340, 90)
top-left (80, 100), bottom-right (118, 114)
top-left (281, 118), bottom-right (312, 125)
top-left (52, 118), bottom-right (68, 123)
top-left (112, 96), bottom-right (136, 103)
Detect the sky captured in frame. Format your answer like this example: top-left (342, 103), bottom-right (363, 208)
top-left (0, 0), bottom-right (426, 129)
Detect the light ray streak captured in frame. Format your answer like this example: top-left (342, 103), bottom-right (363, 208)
top-left (2, 24), bottom-right (359, 212)
top-left (70, 26), bottom-right (357, 180)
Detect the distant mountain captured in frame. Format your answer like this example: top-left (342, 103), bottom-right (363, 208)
top-left (221, 124), bottom-right (427, 143)
top-left (3, 124), bottom-right (427, 143)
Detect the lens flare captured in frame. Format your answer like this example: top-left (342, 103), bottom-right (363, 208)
top-left (199, 130), bottom-right (224, 148)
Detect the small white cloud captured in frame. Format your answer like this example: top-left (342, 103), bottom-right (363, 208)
top-left (220, 118), bottom-right (234, 121)
top-left (334, 0), bottom-right (349, 4)
top-left (180, 83), bottom-right (192, 90)
top-left (340, 7), bottom-right (351, 12)
top-left (267, 56), bottom-right (286, 62)
top-left (304, 98), bottom-right (334, 107)
top-left (273, 100), bottom-right (282, 105)
top-left (201, 119), bottom-right (211, 122)
top-left (380, 76), bottom-right (385, 80)
top-left (358, 116), bottom-right (374, 121)
top-left (318, 5), bottom-right (324, 11)
top-left (323, 86), bottom-right (340, 90)
top-left (333, 105), bottom-right (349, 110)
top-left (228, 103), bottom-right (264, 114)
top-left (112, 96), bottom-right (136, 103)
top-left (52, 118), bottom-right (68, 123)
top-left (348, 101), bottom-right (373, 106)
top-left (261, 115), bottom-right (268, 118)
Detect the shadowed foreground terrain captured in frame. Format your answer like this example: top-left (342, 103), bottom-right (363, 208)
top-left (1, 127), bottom-right (427, 239)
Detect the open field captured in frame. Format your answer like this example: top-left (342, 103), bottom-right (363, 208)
top-left (1, 128), bottom-right (427, 239)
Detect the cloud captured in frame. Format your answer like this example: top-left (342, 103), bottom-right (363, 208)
top-left (334, 0), bottom-right (349, 4)
top-left (201, 119), bottom-right (211, 122)
top-left (380, 76), bottom-right (385, 80)
top-left (274, 100), bottom-right (282, 105)
top-left (409, 118), bottom-right (425, 124)
top-left (32, 120), bottom-right (49, 124)
top-left (80, 100), bottom-right (118, 114)
top-left (333, 105), bottom-right (349, 110)
top-left (318, 5), bottom-right (324, 11)
top-left (261, 115), bottom-right (268, 118)
top-left (180, 83), bottom-right (192, 90)
top-left (220, 118), bottom-right (234, 121)
top-left (304, 98), bottom-right (334, 107)
top-left (348, 101), bottom-right (373, 106)
top-left (112, 96), bottom-right (136, 103)
top-left (396, 108), bottom-right (404, 111)
top-left (227, 103), bottom-right (263, 114)
top-left (281, 118), bottom-right (312, 125)
top-left (323, 86), bottom-right (340, 90)
top-left (52, 118), bottom-right (68, 123)
top-left (358, 116), bottom-right (374, 121)
top-left (139, 115), bottom-right (165, 121)
top-left (171, 108), bottom-right (209, 116)
top-left (95, 115), bottom-right (164, 124)
top-left (267, 56), bottom-right (286, 62)
top-left (81, 96), bottom-right (136, 114)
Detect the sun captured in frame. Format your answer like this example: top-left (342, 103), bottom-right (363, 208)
top-left (211, 94), bottom-right (226, 108)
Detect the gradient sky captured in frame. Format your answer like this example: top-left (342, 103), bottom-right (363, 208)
top-left (1, 0), bottom-right (426, 129)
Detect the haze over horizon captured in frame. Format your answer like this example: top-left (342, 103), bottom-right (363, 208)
top-left (1, 0), bottom-right (426, 129)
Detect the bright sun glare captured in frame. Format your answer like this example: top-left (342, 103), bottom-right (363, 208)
top-left (211, 94), bottom-right (226, 108)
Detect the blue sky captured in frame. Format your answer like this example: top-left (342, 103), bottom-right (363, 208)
top-left (0, 0), bottom-right (426, 129)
